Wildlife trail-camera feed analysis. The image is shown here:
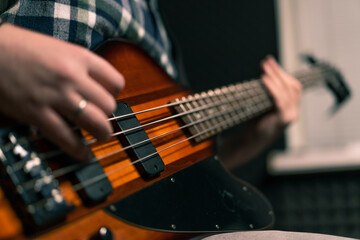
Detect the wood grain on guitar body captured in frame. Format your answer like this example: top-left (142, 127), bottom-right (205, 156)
top-left (0, 40), bottom-right (350, 240)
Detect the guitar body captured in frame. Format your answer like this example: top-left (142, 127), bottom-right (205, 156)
top-left (0, 40), bottom-right (276, 239)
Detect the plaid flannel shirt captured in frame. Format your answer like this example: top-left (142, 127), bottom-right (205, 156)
top-left (0, 0), bottom-right (177, 78)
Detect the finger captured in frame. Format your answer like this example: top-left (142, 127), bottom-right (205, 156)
top-left (266, 56), bottom-right (294, 90)
top-left (34, 107), bottom-right (92, 161)
top-left (262, 74), bottom-right (295, 124)
top-left (261, 58), bottom-right (283, 88)
top-left (266, 56), bottom-right (303, 100)
top-left (53, 90), bottom-right (113, 141)
top-left (86, 53), bottom-right (125, 98)
top-left (288, 79), bottom-right (302, 103)
top-left (262, 74), bottom-right (284, 106)
top-left (75, 74), bottom-right (116, 115)
top-left (75, 100), bottom-right (113, 141)
top-left (290, 76), bottom-right (303, 94)
top-left (266, 56), bottom-right (287, 78)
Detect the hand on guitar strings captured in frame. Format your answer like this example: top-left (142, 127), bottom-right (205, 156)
top-left (0, 24), bottom-right (125, 161)
top-left (259, 55), bottom-right (302, 136)
top-left (219, 56), bottom-right (302, 168)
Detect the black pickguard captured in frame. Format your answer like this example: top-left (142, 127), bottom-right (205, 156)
top-left (105, 155), bottom-right (274, 232)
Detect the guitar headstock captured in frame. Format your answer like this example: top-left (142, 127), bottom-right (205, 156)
top-left (303, 55), bottom-right (351, 112)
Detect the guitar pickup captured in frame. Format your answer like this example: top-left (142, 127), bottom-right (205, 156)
top-left (112, 102), bottom-right (165, 179)
top-left (63, 131), bottom-right (113, 205)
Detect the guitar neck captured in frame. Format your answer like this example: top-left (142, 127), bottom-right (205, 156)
top-left (173, 66), bottom-right (327, 142)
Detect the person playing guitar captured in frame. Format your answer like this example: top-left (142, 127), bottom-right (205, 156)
top-left (0, 1), bottom-right (353, 240)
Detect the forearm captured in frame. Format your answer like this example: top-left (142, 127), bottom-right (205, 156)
top-left (218, 114), bottom-right (285, 169)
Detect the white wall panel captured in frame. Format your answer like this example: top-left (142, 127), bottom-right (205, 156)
top-left (278, 0), bottom-right (360, 150)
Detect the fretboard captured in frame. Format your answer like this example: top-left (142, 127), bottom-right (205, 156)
top-left (173, 66), bottom-right (327, 142)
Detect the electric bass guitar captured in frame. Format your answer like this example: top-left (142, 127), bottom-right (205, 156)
top-left (0, 40), bottom-right (350, 240)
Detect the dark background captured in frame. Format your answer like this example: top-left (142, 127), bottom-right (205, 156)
top-left (158, 0), bottom-right (279, 91)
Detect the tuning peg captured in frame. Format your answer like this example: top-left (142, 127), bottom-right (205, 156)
top-left (300, 54), bottom-right (351, 114)
top-left (301, 54), bottom-right (317, 65)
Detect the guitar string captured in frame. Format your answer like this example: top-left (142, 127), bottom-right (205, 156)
top-left (8, 67), bottom-right (330, 180)
top-left (2, 76), bottom-right (264, 151)
top-left (26, 100), bottom-right (272, 209)
top-left (10, 68), bottom-right (329, 173)
top-left (11, 69), bottom-right (331, 174)
top-left (56, 68), bottom-right (331, 180)
top-left (2, 66), bottom-right (330, 150)
top-left (48, 72), bottom-right (273, 152)
top-left (11, 84), bottom-right (264, 172)
top-left (3, 66), bottom-right (334, 164)
top-left (20, 91), bottom-right (272, 190)
top-left (41, 67), bottom-right (333, 151)
top-left (71, 111), bottom-right (250, 193)
top-left (57, 71), bottom-right (329, 199)
top-left (105, 66), bottom-right (328, 123)
top-left (77, 68), bottom-right (332, 147)
top-left (20, 67), bottom-right (336, 204)
top-left (72, 98), bottom-right (276, 192)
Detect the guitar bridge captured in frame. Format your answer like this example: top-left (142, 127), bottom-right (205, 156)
top-left (0, 127), bottom-right (74, 233)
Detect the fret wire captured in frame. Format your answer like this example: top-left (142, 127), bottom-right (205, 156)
top-left (12, 66), bottom-right (336, 177)
top-left (64, 99), bottom-right (276, 194)
top-left (228, 84), bottom-right (243, 117)
top-left (194, 91), bottom-right (269, 139)
top-left (208, 89), bottom-right (227, 131)
top-left (234, 83), bottom-right (254, 121)
top-left (231, 96), bottom-right (272, 126)
top-left (236, 84), bottom-right (252, 124)
top-left (221, 86), bottom-right (239, 129)
top-left (231, 82), bottom-right (270, 124)
top-left (200, 91), bottom-right (220, 135)
top-left (24, 97), bottom-right (275, 199)
top-left (233, 83), bottom-right (249, 119)
top-left (198, 92), bottom-right (271, 138)
top-left (30, 86), bottom-right (277, 187)
top-left (235, 83), bottom-right (255, 121)
top-left (245, 82), bottom-right (260, 117)
top-left (186, 95), bottom-right (205, 140)
top-left (214, 88), bottom-right (233, 128)
top-left (192, 93), bottom-right (213, 138)
top-left (192, 84), bottom-right (274, 139)
top-left (227, 84), bottom-right (242, 118)
top-left (243, 81), bottom-right (273, 118)
top-left (35, 96), bottom-right (273, 185)
top-left (251, 81), bottom-right (273, 112)
top-left (200, 91), bottom-right (273, 139)
top-left (216, 87), bottom-right (235, 127)
top-left (112, 67), bottom-right (332, 144)
top-left (178, 97), bottom-right (203, 141)
top-left (198, 86), bottom-right (262, 135)
top-left (17, 67), bottom-right (332, 148)
top-left (238, 98), bottom-right (273, 124)
top-left (222, 85), bottom-right (241, 126)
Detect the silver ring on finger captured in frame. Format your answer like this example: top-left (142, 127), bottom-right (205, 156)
top-left (73, 99), bottom-right (87, 119)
